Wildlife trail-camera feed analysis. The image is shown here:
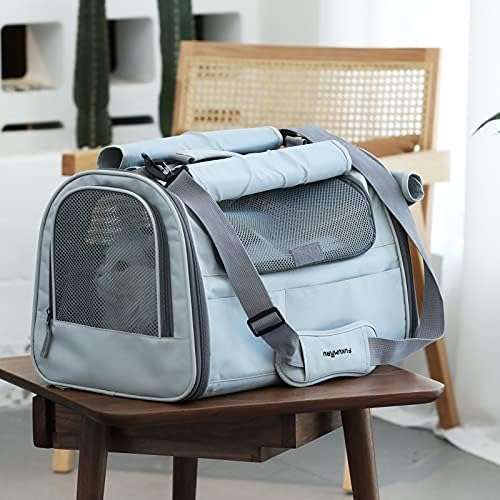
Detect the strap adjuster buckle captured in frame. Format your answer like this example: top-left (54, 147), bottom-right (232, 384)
top-left (247, 307), bottom-right (285, 337)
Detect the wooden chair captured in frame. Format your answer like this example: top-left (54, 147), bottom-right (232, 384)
top-left (0, 356), bottom-right (443, 499)
top-left (171, 41), bottom-right (458, 430)
top-left (58, 42), bottom-right (459, 484)
top-left (174, 42), bottom-right (460, 492)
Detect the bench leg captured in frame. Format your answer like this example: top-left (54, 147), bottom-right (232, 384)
top-left (76, 418), bottom-right (108, 500)
top-left (341, 409), bottom-right (379, 500)
top-left (173, 457), bottom-right (198, 500)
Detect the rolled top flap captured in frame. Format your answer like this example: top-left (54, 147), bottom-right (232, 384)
top-left (391, 171), bottom-right (424, 205)
top-left (191, 140), bottom-right (352, 202)
top-left (97, 127), bottom-right (282, 170)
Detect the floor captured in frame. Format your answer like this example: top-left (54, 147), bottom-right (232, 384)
top-left (0, 407), bottom-right (498, 500)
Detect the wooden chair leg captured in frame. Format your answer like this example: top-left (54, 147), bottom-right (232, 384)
top-left (76, 418), bottom-right (108, 500)
top-left (342, 453), bottom-right (353, 494)
top-left (341, 409), bottom-right (379, 500)
top-left (52, 449), bottom-right (76, 473)
top-left (425, 339), bottom-right (460, 429)
top-left (173, 457), bottom-right (198, 500)
top-left (411, 199), bottom-right (460, 430)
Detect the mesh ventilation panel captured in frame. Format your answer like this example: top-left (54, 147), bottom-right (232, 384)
top-left (53, 188), bottom-right (161, 336)
top-left (219, 178), bottom-right (376, 274)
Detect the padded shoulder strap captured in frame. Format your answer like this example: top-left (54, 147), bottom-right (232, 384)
top-left (167, 130), bottom-right (444, 384)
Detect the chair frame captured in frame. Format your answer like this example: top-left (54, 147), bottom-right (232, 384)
top-left (172, 42), bottom-right (439, 149)
top-left (172, 41), bottom-right (458, 430)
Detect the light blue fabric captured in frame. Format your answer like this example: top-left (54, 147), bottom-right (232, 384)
top-left (191, 140), bottom-right (351, 202)
top-left (203, 292), bottom-right (283, 397)
top-left (97, 127), bottom-right (283, 169)
top-left (34, 319), bottom-right (194, 400)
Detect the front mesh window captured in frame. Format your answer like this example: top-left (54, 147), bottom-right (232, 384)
top-left (53, 188), bottom-right (161, 336)
top-left (219, 177), bottom-right (376, 274)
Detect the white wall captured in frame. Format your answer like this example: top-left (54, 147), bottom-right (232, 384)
top-left (258, 0), bottom-right (321, 45)
top-left (0, 153), bottom-right (64, 406)
top-left (457, 0), bottom-right (500, 423)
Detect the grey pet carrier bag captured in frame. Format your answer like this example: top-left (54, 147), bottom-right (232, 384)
top-left (31, 126), bottom-right (444, 401)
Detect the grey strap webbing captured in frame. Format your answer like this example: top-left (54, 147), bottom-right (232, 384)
top-left (167, 130), bottom-right (444, 369)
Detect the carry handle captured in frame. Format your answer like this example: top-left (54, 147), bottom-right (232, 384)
top-left (98, 127), bottom-right (283, 170)
top-left (168, 149), bottom-right (240, 164)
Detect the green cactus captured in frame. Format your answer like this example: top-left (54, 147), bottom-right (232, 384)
top-left (74, 0), bottom-right (111, 148)
top-left (158, 0), bottom-right (194, 137)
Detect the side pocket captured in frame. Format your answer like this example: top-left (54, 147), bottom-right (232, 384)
top-left (275, 321), bottom-right (377, 387)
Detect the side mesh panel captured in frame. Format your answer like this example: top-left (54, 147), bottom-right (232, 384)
top-left (219, 177), bottom-right (376, 274)
top-left (53, 188), bottom-right (161, 336)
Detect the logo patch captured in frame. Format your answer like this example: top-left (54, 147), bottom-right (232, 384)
top-left (323, 347), bottom-right (352, 358)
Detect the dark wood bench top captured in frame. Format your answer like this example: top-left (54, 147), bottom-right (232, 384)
top-left (0, 356), bottom-right (443, 427)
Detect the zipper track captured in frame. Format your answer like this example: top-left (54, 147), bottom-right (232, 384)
top-left (391, 214), bottom-right (418, 335)
top-left (168, 194), bottom-right (210, 400)
top-left (151, 208), bottom-right (174, 337)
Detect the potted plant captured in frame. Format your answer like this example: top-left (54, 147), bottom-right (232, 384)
top-left (475, 112), bottom-right (500, 133)
top-left (73, 0), bottom-right (194, 148)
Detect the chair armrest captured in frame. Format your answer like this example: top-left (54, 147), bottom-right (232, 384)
top-left (62, 148), bottom-right (101, 176)
top-left (382, 150), bottom-right (450, 185)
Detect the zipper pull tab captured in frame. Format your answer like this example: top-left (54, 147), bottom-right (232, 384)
top-left (41, 308), bottom-right (53, 358)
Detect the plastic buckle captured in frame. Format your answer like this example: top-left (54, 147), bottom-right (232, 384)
top-left (247, 307), bottom-right (285, 337)
top-left (163, 164), bottom-right (190, 185)
top-left (141, 153), bottom-right (190, 185)
top-left (279, 129), bottom-right (310, 147)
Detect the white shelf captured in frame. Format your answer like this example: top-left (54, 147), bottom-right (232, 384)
top-left (1, 22), bottom-right (63, 94)
top-left (195, 13), bottom-right (241, 42)
top-left (0, 0), bottom-right (265, 154)
top-left (109, 17), bottom-right (155, 85)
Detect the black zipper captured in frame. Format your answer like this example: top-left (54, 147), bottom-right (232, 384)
top-left (41, 248), bottom-right (54, 358)
top-left (41, 307), bottom-right (53, 358)
top-left (391, 215), bottom-right (418, 336)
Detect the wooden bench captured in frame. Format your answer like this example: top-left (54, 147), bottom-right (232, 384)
top-left (0, 356), bottom-right (443, 499)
